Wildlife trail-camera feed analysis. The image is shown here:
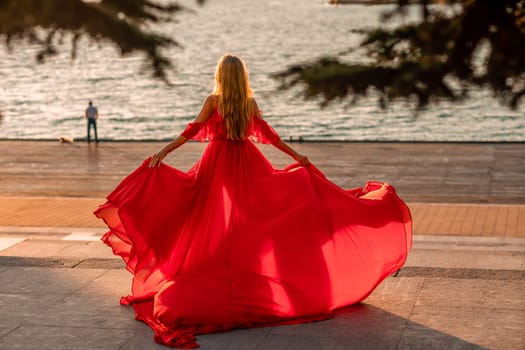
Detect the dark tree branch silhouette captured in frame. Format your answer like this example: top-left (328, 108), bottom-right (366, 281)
top-left (276, 0), bottom-right (525, 110)
top-left (0, 0), bottom-right (204, 81)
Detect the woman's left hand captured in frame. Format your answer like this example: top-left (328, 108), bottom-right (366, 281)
top-left (294, 153), bottom-right (311, 167)
top-left (148, 150), bottom-right (167, 168)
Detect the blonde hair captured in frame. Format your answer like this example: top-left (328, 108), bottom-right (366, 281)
top-left (213, 54), bottom-right (253, 140)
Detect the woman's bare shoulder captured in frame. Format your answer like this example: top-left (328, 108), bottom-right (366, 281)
top-left (193, 95), bottom-right (218, 123)
top-left (248, 97), bottom-right (262, 118)
top-left (206, 94), bottom-right (219, 108)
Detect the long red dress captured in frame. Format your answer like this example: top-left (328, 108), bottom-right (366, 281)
top-left (94, 109), bottom-right (412, 348)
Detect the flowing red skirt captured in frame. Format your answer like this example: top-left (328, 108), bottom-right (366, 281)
top-left (94, 139), bottom-right (412, 348)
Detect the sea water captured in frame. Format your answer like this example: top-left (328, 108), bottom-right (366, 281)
top-left (0, 0), bottom-right (523, 141)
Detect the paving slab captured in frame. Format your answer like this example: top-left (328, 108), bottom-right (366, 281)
top-left (73, 258), bottom-right (124, 269)
top-left (0, 239), bottom-right (114, 259)
top-left (0, 256), bottom-right (83, 268)
top-left (255, 333), bottom-right (349, 350)
top-left (397, 267), bottom-right (524, 280)
top-left (25, 295), bottom-right (139, 329)
top-left (366, 277), bottom-right (425, 305)
top-left (405, 307), bottom-right (524, 350)
top-left (0, 325), bottom-right (138, 350)
top-left (197, 327), bottom-right (272, 350)
top-left (260, 303), bottom-right (486, 350)
top-left (405, 250), bottom-right (525, 270)
top-left (270, 304), bottom-right (409, 341)
top-left (0, 293), bottom-right (67, 331)
top-left (415, 279), bottom-right (525, 310)
top-left (0, 237), bottom-right (25, 251)
top-left (0, 267), bottom-right (106, 295)
top-left (120, 327), bottom-right (173, 350)
top-left (397, 322), bottom-right (487, 350)
top-left (69, 269), bottom-right (131, 301)
top-left (0, 326), bottom-right (17, 341)
top-left (0, 226), bottom-right (106, 235)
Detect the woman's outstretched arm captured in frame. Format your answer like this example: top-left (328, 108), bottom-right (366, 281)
top-left (272, 139), bottom-right (311, 167)
top-left (249, 98), bottom-right (311, 167)
top-left (148, 95), bottom-right (216, 168)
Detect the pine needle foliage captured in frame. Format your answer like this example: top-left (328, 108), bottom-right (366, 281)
top-left (0, 0), bottom-right (204, 81)
top-left (275, 0), bottom-right (525, 110)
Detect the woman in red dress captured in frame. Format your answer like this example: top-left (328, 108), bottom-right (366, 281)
top-left (95, 54), bottom-right (412, 348)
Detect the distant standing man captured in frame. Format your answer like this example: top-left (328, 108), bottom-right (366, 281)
top-left (85, 100), bottom-right (99, 143)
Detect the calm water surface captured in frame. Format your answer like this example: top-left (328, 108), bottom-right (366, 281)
top-left (0, 0), bottom-right (523, 141)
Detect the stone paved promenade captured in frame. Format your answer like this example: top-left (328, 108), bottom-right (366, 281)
top-left (0, 140), bottom-right (524, 349)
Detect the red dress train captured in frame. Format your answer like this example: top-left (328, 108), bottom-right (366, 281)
top-left (94, 109), bottom-right (412, 348)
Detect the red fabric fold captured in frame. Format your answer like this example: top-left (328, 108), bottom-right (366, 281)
top-left (181, 122), bottom-right (204, 140)
top-left (248, 116), bottom-right (280, 144)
